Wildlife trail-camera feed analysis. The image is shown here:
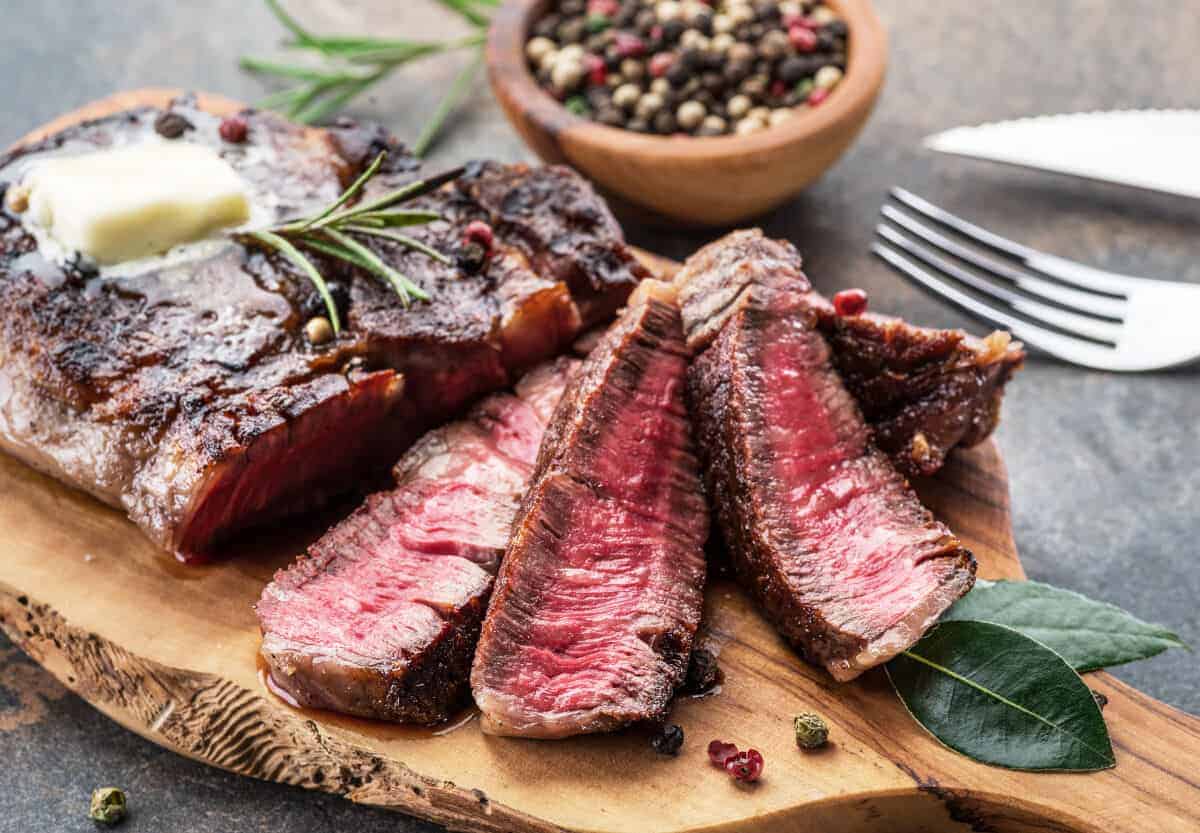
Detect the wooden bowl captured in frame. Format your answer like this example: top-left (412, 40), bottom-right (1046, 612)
top-left (487, 0), bottom-right (887, 226)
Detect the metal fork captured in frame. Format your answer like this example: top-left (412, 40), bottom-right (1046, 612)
top-left (871, 187), bottom-right (1200, 372)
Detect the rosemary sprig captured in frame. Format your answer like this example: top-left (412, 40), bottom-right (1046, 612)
top-left (242, 0), bottom-right (496, 156)
top-left (237, 153), bottom-right (464, 333)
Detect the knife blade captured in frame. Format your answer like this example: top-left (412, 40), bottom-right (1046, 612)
top-left (924, 110), bottom-right (1200, 200)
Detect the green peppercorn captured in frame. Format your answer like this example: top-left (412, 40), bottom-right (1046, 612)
top-left (564, 95), bottom-right (591, 116)
top-left (89, 787), bottom-right (127, 826)
top-left (794, 713), bottom-right (830, 749)
top-left (586, 13), bottom-right (611, 33)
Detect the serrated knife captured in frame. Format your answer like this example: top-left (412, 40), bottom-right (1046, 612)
top-left (923, 110), bottom-right (1200, 200)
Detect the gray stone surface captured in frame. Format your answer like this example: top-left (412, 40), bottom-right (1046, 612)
top-left (0, 1), bottom-right (1196, 830)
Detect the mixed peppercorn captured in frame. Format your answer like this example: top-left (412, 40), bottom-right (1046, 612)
top-left (526, 0), bottom-right (849, 137)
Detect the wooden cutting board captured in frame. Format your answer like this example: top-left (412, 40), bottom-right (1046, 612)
top-left (2, 91), bottom-right (1198, 833)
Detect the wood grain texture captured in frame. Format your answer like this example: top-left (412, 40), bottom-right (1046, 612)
top-left (1, 90), bottom-right (1198, 833)
top-left (486, 0), bottom-right (887, 226)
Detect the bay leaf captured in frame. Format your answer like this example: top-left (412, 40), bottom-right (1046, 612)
top-left (887, 621), bottom-right (1115, 771)
top-left (942, 579), bottom-right (1187, 672)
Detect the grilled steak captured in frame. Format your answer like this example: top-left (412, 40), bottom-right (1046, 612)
top-left (472, 284), bottom-right (708, 738)
top-left (675, 230), bottom-right (1023, 478)
top-left (677, 233), bottom-right (976, 681)
top-left (820, 311), bottom-right (1022, 477)
top-left (0, 94), bottom-right (646, 560)
top-left (256, 358), bottom-right (578, 724)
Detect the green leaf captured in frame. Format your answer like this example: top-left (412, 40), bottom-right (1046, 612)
top-left (433, 0), bottom-right (494, 27)
top-left (317, 228), bottom-right (429, 305)
top-left (887, 621), bottom-right (1115, 771)
top-left (245, 230), bottom-right (341, 333)
top-left (344, 226), bottom-right (451, 264)
top-left (942, 579), bottom-right (1188, 672)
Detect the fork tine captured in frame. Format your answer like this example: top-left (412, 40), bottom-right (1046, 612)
top-left (879, 205), bottom-right (1127, 320)
top-left (875, 224), bottom-right (1123, 343)
top-left (871, 241), bottom-right (1118, 369)
top-left (889, 188), bottom-right (1141, 296)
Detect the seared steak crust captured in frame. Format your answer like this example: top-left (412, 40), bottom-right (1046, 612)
top-left (0, 95), bottom-right (645, 559)
top-left (675, 229), bottom-right (1023, 477)
top-left (472, 291), bottom-right (708, 738)
top-left (818, 313), bottom-right (1023, 477)
top-left (257, 359), bottom-right (577, 724)
top-left (679, 233), bottom-right (976, 681)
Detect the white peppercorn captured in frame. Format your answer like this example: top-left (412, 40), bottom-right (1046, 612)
top-left (726, 93), bottom-right (752, 119)
top-left (636, 91), bottom-right (665, 119)
top-left (526, 36), bottom-right (557, 66)
top-left (612, 82), bottom-right (642, 110)
top-left (814, 65), bottom-right (844, 89)
top-left (676, 99), bottom-right (707, 130)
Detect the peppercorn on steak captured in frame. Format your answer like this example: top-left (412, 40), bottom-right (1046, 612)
top-left (0, 94), bottom-right (647, 561)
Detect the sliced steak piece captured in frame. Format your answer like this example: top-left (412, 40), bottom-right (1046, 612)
top-left (817, 313), bottom-right (1023, 477)
top-left (256, 358), bottom-right (577, 724)
top-left (678, 233), bottom-right (976, 681)
top-left (472, 286), bottom-right (709, 739)
top-left (674, 229), bottom-right (1023, 477)
top-left (0, 94), bottom-right (646, 560)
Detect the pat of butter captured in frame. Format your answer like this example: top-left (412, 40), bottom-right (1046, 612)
top-left (26, 142), bottom-right (251, 264)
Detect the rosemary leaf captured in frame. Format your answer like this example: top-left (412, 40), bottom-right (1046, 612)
top-left (327, 166), bottom-right (466, 225)
top-left (289, 152), bottom-right (387, 233)
top-left (433, 0), bottom-right (494, 27)
top-left (265, 0), bottom-right (321, 49)
top-left (294, 69), bottom-right (388, 124)
top-left (246, 230), bottom-right (341, 333)
top-left (345, 225), bottom-right (453, 265)
top-left (413, 50), bottom-right (485, 158)
top-left (319, 228), bottom-right (430, 305)
top-left (352, 209), bottom-right (444, 228)
top-left (239, 56), bottom-right (359, 82)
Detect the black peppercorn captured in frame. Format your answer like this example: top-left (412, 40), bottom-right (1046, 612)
top-left (561, 0), bottom-right (585, 15)
top-left (634, 9), bottom-right (656, 32)
top-left (701, 71), bottom-right (726, 94)
top-left (154, 111), bottom-right (193, 139)
top-left (533, 14), bottom-right (561, 39)
top-left (651, 724), bottom-right (685, 756)
top-left (302, 280), bottom-right (350, 321)
top-left (666, 62), bottom-right (691, 86)
top-left (653, 111), bottom-right (677, 134)
top-left (626, 117), bottom-right (650, 133)
top-left (679, 47), bottom-right (705, 71)
top-left (778, 56), bottom-right (809, 85)
top-left (662, 18), bottom-right (686, 43)
top-left (724, 60), bottom-right (752, 85)
top-left (456, 242), bottom-right (488, 274)
top-left (826, 20), bottom-right (849, 38)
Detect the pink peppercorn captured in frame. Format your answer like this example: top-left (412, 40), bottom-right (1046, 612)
top-left (614, 31), bottom-right (646, 58)
top-left (789, 25), bottom-right (818, 52)
top-left (833, 288), bottom-right (868, 316)
top-left (707, 740), bottom-right (739, 767)
top-left (808, 86), bottom-right (831, 107)
top-left (218, 116), bottom-right (248, 143)
top-left (463, 220), bottom-right (494, 254)
top-left (587, 0), bottom-right (619, 15)
top-left (770, 79), bottom-right (787, 98)
top-left (725, 749), bottom-right (764, 783)
top-left (649, 52), bottom-right (676, 78)
top-left (585, 53), bottom-right (607, 86)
